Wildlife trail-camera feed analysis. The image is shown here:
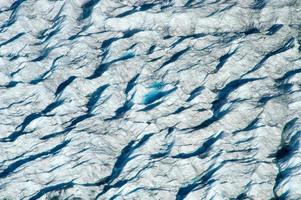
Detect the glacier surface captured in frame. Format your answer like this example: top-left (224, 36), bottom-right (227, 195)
top-left (0, 0), bottom-right (301, 199)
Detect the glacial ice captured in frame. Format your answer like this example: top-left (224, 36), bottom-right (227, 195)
top-left (0, 0), bottom-right (301, 199)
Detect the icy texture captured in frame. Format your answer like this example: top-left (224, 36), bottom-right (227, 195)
top-left (0, 0), bottom-right (301, 199)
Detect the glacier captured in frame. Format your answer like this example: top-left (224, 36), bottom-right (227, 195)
top-left (0, 0), bottom-right (301, 199)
